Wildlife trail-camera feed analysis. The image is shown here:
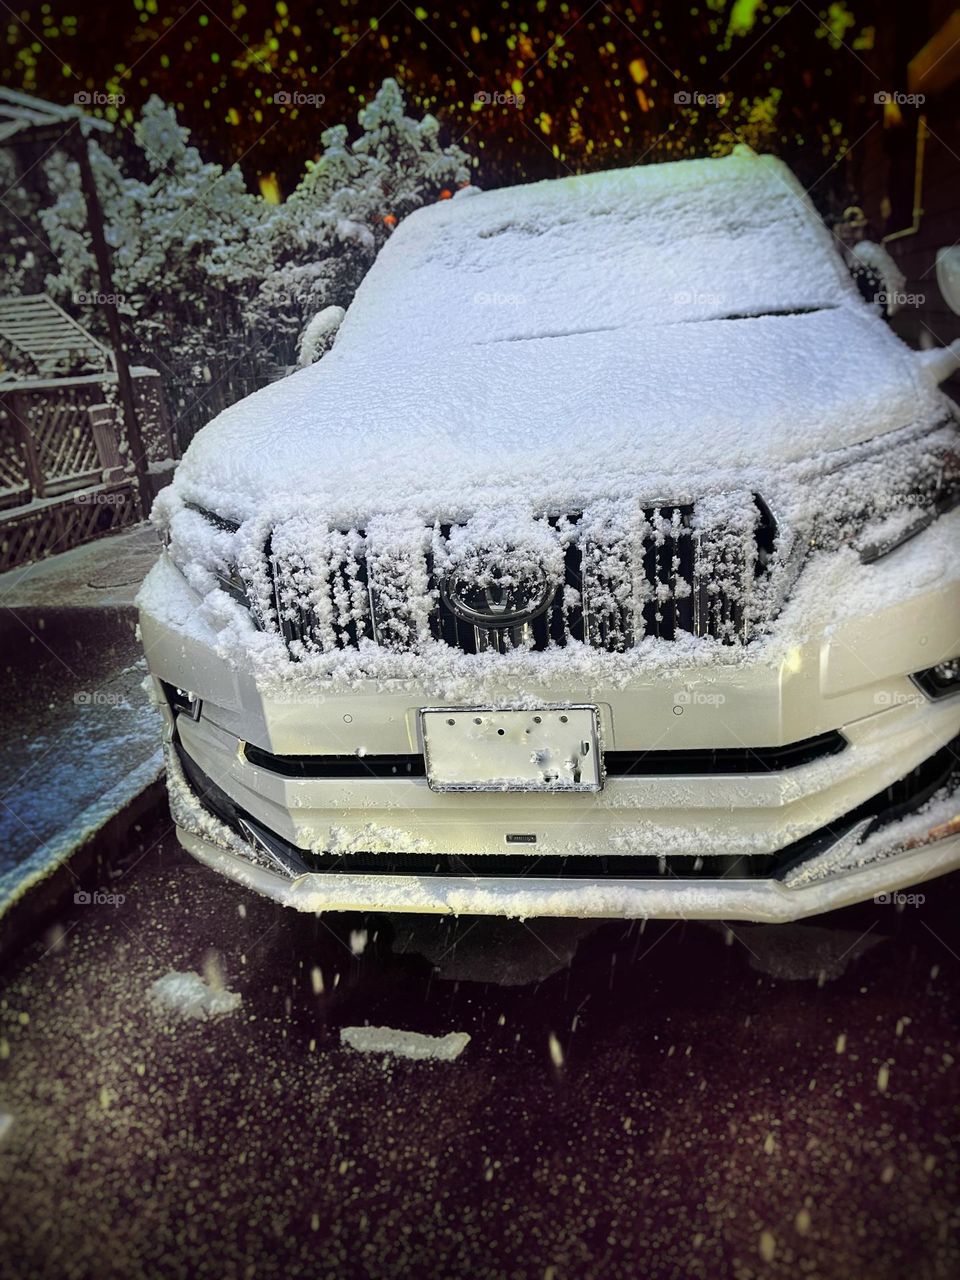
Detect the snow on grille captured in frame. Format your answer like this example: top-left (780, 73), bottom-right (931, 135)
top-left (268, 522), bottom-right (371, 655)
top-left (264, 496), bottom-right (774, 658)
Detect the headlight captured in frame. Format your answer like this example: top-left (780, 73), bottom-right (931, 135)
top-left (212, 561), bottom-right (256, 609)
top-left (810, 424), bottom-right (959, 563)
top-left (165, 501), bottom-right (263, 626)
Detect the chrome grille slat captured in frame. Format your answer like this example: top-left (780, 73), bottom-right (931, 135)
top-left (638, 504), bottom-right (696, 642)
top-left (692, 492), bottom-right (760, 643)
top-left (366, 517), bottom-right (433, 651)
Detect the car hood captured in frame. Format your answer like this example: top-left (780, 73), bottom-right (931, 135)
top-left (174, 307), bottom-right (943, 523)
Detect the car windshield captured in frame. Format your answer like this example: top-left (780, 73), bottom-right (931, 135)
top-left (338, 153), bottom-right (853, 356)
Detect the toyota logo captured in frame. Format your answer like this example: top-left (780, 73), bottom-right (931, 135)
top-left (441, 560), bottom-right (555, 629)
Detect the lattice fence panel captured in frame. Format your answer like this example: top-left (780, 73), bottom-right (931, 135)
top-left (29, 387), bottom-right (100, 488)
top-left (0, 484), bottom-right (139, 573)
top-left (0, 412), bottom-right (29, 506)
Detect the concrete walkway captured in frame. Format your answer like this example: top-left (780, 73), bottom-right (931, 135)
top-left (0, 522), bottom-right (159, 611)
top-left (0, 524), bottom-right (163, 911)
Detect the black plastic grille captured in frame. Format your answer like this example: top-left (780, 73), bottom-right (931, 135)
top-left (243, 730), bottom-right (845, 780)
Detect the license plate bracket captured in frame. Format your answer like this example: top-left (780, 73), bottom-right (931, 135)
top-left (420, 706), bottom-right (602, 793)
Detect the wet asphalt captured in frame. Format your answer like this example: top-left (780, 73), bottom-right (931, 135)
top-left (0, 831), bottom-right (957, 1280)
top-left (0, 523), bottom-right (161, 881)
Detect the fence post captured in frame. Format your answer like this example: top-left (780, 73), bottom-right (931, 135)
top-left (69, 124), bottom-right (152, 510)
top-left (87, 402), bottom-right (126, 483)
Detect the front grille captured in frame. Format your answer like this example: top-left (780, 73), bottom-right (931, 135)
top-left (264, 495), bottom-right (777, 658)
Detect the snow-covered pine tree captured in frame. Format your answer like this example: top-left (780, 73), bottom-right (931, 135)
top-left (38, 81), bottom-right (471, 446)
top-left (40, 97), bottom-right (269, 442)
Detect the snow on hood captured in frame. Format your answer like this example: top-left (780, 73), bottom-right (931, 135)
top-left (174, 148), bottom-right (946, 521)
top-left (177, 311), bottom-right (941, 521)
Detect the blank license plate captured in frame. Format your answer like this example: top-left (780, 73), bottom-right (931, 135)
top-left (421, 706), bottom-right (602, 793)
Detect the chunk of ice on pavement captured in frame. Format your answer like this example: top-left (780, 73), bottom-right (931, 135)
top-left (340, 1025), bottom-right (470, 1061)
top-left (149, 970), bottom-right (242, 1020)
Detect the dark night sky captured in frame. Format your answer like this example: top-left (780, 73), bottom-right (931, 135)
top-left (1, 1), bottom-right (922, 199)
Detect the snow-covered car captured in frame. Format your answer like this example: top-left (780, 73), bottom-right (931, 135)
top-left (139, 146), bottom-right (960, 921)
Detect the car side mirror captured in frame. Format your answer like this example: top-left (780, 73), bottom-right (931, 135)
top-left (936, 247), bottom-right (960, 316)
top-left (297, 305), bottom-right (345, 367)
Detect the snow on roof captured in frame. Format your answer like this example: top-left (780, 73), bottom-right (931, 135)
top-left (0, 293), bottom-right (112, 375)
top-left (174, 148), bottom-right (950, 519)
top-left (0, 87), bottom-right (112, 144)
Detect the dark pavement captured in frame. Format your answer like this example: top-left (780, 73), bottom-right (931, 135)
top-left (0, 831), bottom-right (957, 1280)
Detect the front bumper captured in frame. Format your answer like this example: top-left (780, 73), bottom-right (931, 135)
top-left (138, 512), bottom-right (960, 918)
top-left (176, 822), bottom-right (960, 921)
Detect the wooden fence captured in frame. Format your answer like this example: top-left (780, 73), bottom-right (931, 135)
top-left (0, 366), bottom-right (173, 572)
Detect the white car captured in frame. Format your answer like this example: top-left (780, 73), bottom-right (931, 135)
top-left (139, 146), bottom-right (960, 921)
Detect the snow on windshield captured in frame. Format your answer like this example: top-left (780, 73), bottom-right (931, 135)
top-left (336, 146), bottom-right (856, 354)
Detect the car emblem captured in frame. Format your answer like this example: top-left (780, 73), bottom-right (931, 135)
top-left (441, 559), bottom-right (555, 628)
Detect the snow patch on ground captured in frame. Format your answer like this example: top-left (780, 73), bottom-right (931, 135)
top-left (149, 971), bottom-right (242, 1021)
top-left (340, 1026), bottom-right (470, 1061)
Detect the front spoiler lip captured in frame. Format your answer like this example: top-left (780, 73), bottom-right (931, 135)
top-left (176, 827), bottom-right (960, 922)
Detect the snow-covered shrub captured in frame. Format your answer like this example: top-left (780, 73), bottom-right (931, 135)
top-left (0, 151), bottom-right (51, 301)
top-left (40, 98), bottom-right (270, 443)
